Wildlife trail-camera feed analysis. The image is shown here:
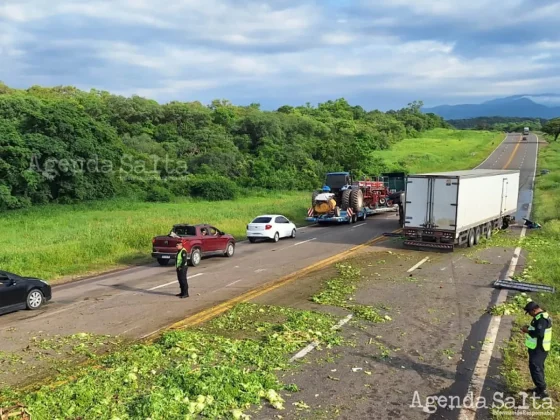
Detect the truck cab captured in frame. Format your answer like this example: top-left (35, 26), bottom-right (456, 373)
top-left (523, 127), bottom-right (529, 135)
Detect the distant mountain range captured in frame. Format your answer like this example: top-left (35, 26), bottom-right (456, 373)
top-left (422, 94), bottom-right (560, 120)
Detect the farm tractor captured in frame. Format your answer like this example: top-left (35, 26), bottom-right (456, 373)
top-left (306, 171), bottom-right (404, 225)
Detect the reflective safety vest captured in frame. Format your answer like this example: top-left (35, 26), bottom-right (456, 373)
top-left (525, 312), bottom-right (552, 351)
top-left (176, 249), bottom-right (185, 268)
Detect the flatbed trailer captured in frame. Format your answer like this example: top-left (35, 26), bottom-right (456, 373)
top-left (364, 205), bottom-right (399, 215)
top-left (306, 207), bottom-right (366, 224)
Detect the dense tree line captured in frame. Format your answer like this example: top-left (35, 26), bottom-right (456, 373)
top-left (447, 116), bottom-right (548, 132)
top-left (0, 83), bottom-right (447, 209)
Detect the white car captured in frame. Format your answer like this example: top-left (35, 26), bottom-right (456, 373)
top-left (246, 214), bottom-right (297, 243)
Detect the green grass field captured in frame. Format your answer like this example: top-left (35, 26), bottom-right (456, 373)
top-left (373, 128), bottom-right (504, 173)
top-left (0, 128), bottom-right (502, 282)
top-left (494, 135), bottom-right (560, 419)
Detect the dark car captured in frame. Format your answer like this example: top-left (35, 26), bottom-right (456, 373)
top-left (0, 270), bottom-right (52, 315)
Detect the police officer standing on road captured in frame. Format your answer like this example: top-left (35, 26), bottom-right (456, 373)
top-left (175, 242), bottom-right (189, 298)
top-left (522, 301), bottom-right (552, 398)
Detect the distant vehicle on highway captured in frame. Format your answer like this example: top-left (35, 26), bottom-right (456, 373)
top-left (152, 224), bottom-right (235, 267)
top-left (523, 127), bottom-right (529, 135)
top-left (246, 214), bottom-right (296, 243)
top-left (523, 136), bottom-right (527, 141)
top-left (0, 270), bottom-right (52, 315)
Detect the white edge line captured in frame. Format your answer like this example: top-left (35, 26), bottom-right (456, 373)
top-left (474, 133), bottom-right (509, 169)
top-left (458, 134), bottom-right (538, 420)
top-left (226, 279), bottom-right (242, 287)
top-left (140, 328), bottom-right (162, 339)
top-left (289, 314), bottom-right (353, 362)
top-left (352, 223), bottom-right (367, 228)
top-left (294, 238), bottom-right (317, 246)
top-left (407, 256), bottom-right (429, 273)
top-left (121, 325), bottom-right (140, 335)
top-left (274, 238), bottom-right (317, 252)
top-left (148, 273), bottom-right (204, 290)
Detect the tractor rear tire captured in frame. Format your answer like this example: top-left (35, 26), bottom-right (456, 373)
top-left (312, 190), bottom-right (320, 206)
top-left (341, 189), bottom-right (352, 210)
top-left (350, 189), bottom-right (364, 212)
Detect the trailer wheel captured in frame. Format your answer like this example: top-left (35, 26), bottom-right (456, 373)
top-left (474, 227), bottom-right (481, 245)
top-left (485, 223), bottom-right (492, 239)
top-left (341, 189), bottom-right (352, 210)
top-left (467, 229), bottom-right (475, 247)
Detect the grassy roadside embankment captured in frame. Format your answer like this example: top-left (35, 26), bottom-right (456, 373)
top-left (0, 128), bottom-right (502, 283)
top-left (373, 128), bottom-right (503, 173)
top-left (491, 134), bottom-right (560, 419)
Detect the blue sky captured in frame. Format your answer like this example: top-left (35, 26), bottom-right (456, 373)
top-left (1, 0), bottom-right (560, 110)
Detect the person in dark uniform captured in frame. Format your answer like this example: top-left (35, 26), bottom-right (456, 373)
top-left (522, 301), bottom-right (552, 398)
top-left (175, 242), bottom-right (189, 298)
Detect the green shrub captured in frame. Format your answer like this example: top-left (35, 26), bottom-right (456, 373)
top-left (167, 179), bottom-right (192, 198)
top-left (189, 176), bottom-right (239, 201)
top-left (145, 184), bottom-right (172, 202)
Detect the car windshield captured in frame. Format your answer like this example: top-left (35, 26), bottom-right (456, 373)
top-left (171, 225), bottom-right (197, 236)
top-left (251, 217), bottom-right (272, 223)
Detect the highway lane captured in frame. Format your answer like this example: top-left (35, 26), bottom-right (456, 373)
top-left (0, 210), bottom-right (401, 350)
top-left (477, 132), bottom-right (538, 222)
top-left (0, 133), bottom-right (531, 359)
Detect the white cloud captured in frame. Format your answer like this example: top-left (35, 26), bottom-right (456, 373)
top-left (321, 32), bottom-right (356, 45)
top-left (0, 0), bottom-right (559, 108)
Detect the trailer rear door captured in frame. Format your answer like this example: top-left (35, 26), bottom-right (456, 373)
top-left (405, 176), bottom-right (458, 230)
top-left (431, 177), bottom-right (458, 230)
top-left (404, 177), bottom-right (430, 228)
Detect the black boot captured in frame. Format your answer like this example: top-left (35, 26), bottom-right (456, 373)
top-left (536, 389), bottom-right (549, 399)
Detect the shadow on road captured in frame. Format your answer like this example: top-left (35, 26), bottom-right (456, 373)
top-left (104, 283), bottom-right (176, 297)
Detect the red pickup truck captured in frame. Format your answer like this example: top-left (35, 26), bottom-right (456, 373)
top-left (151, 224), bottom-right (236, 267)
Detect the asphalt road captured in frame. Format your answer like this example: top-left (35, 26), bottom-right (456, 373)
top-left (0, 131), bottom-right (537, 383)
top-left (0, 209), bottom-right (401, 351)
top-left (476, 132), bottom-right (537, 222)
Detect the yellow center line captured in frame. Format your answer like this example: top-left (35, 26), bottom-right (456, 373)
top-left (502, 134), bottom-right (522, 169)
top-left (144, 227), bottom-right (402, 340)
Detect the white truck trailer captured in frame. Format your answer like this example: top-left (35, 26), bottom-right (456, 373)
top-left (402, 169), bottom-right (520, 250)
